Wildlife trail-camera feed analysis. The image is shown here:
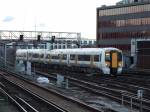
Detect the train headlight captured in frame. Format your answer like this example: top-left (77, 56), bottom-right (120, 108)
top-left (118, 62), bottom-right (122, 67)
top-left (105, 62), bottom-right (110, 67)
top-left (105, 63), bottom-right (109, 67)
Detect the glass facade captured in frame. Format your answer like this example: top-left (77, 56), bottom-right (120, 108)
top-left (98, 17), bottom-right (150, 27)
top-left (99, 31), bottom-right (150, 39)
top-left (97, 3), bottom-right (150, 54)
top-left (99, 4), bottom-right (150, 16)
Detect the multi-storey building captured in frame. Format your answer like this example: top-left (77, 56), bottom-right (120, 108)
top-left (97, 1), bottom-right (150, 55)
top-left (126, 0), bottom-right (150, 3)
top-left (117, 0), bottom-right (150, 5)
top-left (11, 38), bottom-right (96, 50)
top-left (46, 38), bottom-right (96, 49)
top-left (80, 38), bottom-right (96, 48)
top-left (46, 39), bottom-right (79, 49)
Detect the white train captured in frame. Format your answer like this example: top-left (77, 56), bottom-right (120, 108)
top-left (16, 48), bottom-right (123, 75)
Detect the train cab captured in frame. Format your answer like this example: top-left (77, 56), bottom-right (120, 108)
top-left (105, 50), bottom-right (123, 75)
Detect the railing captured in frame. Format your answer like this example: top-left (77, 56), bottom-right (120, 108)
top-left (0, 30), bottom-right (81, 41)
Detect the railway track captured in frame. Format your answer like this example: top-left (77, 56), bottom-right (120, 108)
top-left (117, 74), bottom-right (150, 87)
top-left (66, 71), bottom-right (150, 99)
top-left (35, 72), bottom-right (125, 111)
top-left (0, 87), bottom-right (30, 112)
top-left (0, 70), bottom-right (103, 112)
top-left (94, 75), bottom-right (150, 101)
top-left (36, 70), bottom-right (150, 99)
top-left (1, 61), bottom-right (150, 111)
top-left (0, 74), bottom-right (67, 112)
top-left (35, 71), bottom-right (150, 112)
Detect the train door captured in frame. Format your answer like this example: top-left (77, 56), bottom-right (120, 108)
top-left (67, 54), bottom-right (70, 66)
top-left (110, 51), bottom-right (118, 75)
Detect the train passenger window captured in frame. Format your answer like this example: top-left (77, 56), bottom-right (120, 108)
top-left (18, 54), bottom-right (21, 57)
top-left (46, 54), bottom-right (51, 59)
top-left (28, 53), bottom-right (32, 57)
top-left (51, 56), bottom-right (59, 59)
top-left (19, 54), bottom-right (23, 57)
top-left (94, 55), bottom-right (100, 62)
top-left (21, 53), bottom-right (25, 57)
top-left (63, 45), bottom-right (66, 49)
top-left (39, 54), bottom-right (44, 58)
top-left (32, 53), bottom-right (39, 58)
top-left (70, 55), bottom-right (75, 60)
top-left (118, 52), bottom-right (122, 61)
top-left (62, 54), bottom-right (67, 60)
top-left (99, 54), bottom-right (101, 62)
top-left (78, 55), bottom-right (90, 61)
top-left (105, 52), bottom-right (111, 61)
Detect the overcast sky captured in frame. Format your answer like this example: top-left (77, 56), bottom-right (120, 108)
top-left (0, 0), bottom-right (119, 39)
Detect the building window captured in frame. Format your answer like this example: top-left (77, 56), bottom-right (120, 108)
top-left (51, 45), bottom-right (53, 50)
top-left (55, 45), bottom-right (57, 49)
top-left (84, 41), bottom-right (87, 44)
top-left (81, 41), bottom-right (83, 44)
top-left (89, 41), bottom-right (92, 44)
top-left (98, 4), bottom-right (150, 16)
top-left (63, 40), bottom-right (66, 44)
top-left (67, 45), bottom-right (71, 48)
top-left (59, 45), bottom-right (61, 49)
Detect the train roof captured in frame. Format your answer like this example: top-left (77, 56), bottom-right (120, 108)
top-left (16, 47), bottom-right (121, 55)
top-left (16, 49), bottom-right (46, 53)
top-left (50, 47), bottom-right (120, 52)
top-left (49, 47), bottom-right (121, 55)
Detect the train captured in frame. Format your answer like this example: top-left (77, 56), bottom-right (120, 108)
top-left (16, 47), bottom-right (123, 75)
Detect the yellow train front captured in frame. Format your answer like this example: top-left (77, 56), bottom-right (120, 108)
top-left (104, 49), bottom-right (123, 75)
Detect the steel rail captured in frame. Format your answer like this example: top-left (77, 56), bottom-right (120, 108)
top-left (0, 87), bottom-right (27, 112)
top-left (35, 70), bottom-right (150, 112)
top-left (0, 71), bottom-right (102, 112)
